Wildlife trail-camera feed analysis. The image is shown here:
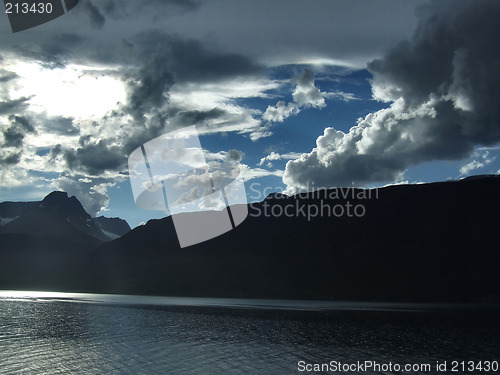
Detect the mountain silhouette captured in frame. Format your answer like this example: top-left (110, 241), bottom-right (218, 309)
top-left (0, 191), bottom-right (130, 241)
top-left (0, 192), bottom-right (130, 291)
top-left (0, 177), bottom-right (499, 303)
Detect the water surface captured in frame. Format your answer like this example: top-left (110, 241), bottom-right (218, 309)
top-left (0, 292), bottom-right (498, 374)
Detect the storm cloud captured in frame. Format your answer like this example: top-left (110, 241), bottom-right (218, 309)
top-left (128, 32), bottom-right (263, 84)
top-left (83, 1), bottom-right (106, 29)
top-left (284, 0), bottom-right (500, 190)
top-left (124, 41), bottom-right (175, 120)
top-left (0, 115), bottom-right (35, 166)
top-left (63, 139), bottom-right (126, 176)
top-left (0, 97), bottom-right (31, 115)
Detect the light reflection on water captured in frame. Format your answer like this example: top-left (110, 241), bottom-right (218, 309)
top-left (0, 290), bottom-right (490, 311)
top-left (0, 291), bottom-right (499, 374)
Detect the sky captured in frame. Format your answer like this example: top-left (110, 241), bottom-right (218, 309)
top-left (1, 0), bottom-right (500, 228)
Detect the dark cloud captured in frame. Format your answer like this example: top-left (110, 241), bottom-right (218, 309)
top-left (0, 1), bottom-right (203, 68)
top-left (176, 108), bottom-right (226, 126)
top-left (0, 116), bottom-right (34, 166)
top-left (129, 32), bottom-right (263, 83)
top-left (169, 42), bottom-right (263, 83)
top-left (14, 33), bottom-right (84, 69)
top-left (165, 105), bottom-right (261, 140)
top-left (0, 0), bottom-right (422, 72)
top-left (125, 42), bottom-right (175, 120)
top-left (284, 0), bottom-right (500, 189)
top-left (2, 115), bottom-right (35, 148)
top-left (161, 0), bottom-right (425, 69)
top-left (0, 152), bottom-right (21, 166)
top-left (0, 97), bottom-right (31, 115)
top-left (49, 144), bottom-right (62, 161)
top-left (118, 32), bottom-right (263, 153)
top-left (86, 0), bottom-right (200, 21)
top-left (226, 149), bottom-right (245, 162)
top-left (64, 140), bottom-right (126, 176)
top-left (3, 127), bottom-right (25, 148)
top-left (83, 1), bottom-right (106, 29)
top-left (123, 112), bottom-right (170, 156)
top-left (40, 116), bottom-right (80, 136)
top-left (0, 69), bottom-right (18, 83)
top-left (9, 115), bottom-right (34, 132)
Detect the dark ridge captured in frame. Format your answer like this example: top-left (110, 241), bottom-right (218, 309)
top-left (1, 176), bottom-right (499, 303)
top-left (94, 216), bottom-right (131, 237)
top-left (0, 201), bottom-right (38, 220)
top-left (89, 176), bottom-right (500, 303)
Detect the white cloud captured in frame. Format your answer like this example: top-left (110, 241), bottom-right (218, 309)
top-left (262, 101), bottom-right (299, 123)
top-left (292, 69), bottom-right (326, 107)
top-left (323, 91), bottom-right (359, 101)
top-left (258, 151), bottom-right (303, 167)
top-left (459, 151), bottom-right (495, 176)
top-left (460, 160), bottom-right (486, 176)
top-left (249, 128), bottom-right (273, 142)
top-left (173, 186), bottom-right (202, 206)
top-left (263, 68), bottom-right (325, 123)
top-left (238, 164), bottom-right (284, 181)
top-left (168, 78), bottom-right (279, 139)
top-left (0, 167), bottom-right (39, 188)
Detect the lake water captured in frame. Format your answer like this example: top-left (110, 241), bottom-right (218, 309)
top-left (0, 292), bottom-right (499, 374)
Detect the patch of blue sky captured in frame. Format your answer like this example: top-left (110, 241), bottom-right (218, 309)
top-left (0, 183), bottom-right (52, 202)
top-left (198, 132), bottom-right (254, 161)
top-left (28, 170), bottom-right (60, 179)
top-left (231, 67), bottom-right (389, 159)
top-left (35, 147), bottom-right (52, 156)
top-left (400, 160), bottom-right (467, 185)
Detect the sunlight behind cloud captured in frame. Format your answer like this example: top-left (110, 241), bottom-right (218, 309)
top-left (8, 61), bottom-right (125, 119)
